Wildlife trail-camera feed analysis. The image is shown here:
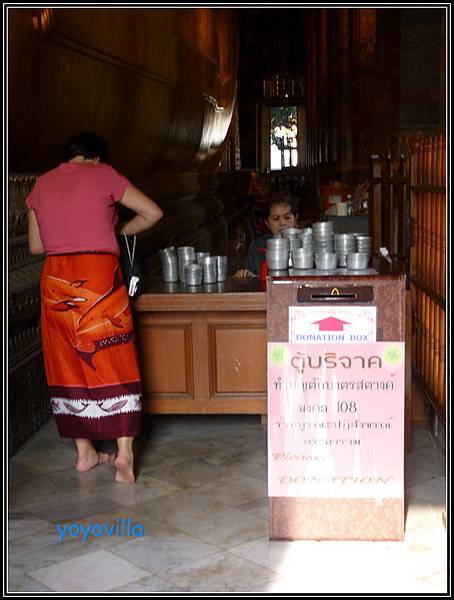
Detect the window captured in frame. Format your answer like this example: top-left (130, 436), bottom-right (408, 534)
top-left (270, 105), bottom-right (298, 170)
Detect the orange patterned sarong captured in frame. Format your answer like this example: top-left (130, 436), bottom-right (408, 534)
top-left (41, 253), bottom-right (141, 439)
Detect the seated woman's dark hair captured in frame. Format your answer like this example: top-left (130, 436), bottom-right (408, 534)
top-left (63, 131), bottom-right (109, 162)
top-left (267, 191), bottom-right (299, 216)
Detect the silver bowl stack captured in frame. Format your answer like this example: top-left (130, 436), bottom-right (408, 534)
top-left (185, 263), bottom-right (203, 286)
top-left (160, 246), bottom-right (228, 285)
top-left (266, 237), bottom-right (290, 271)
top-left (177, 246), bottom-right (196, 282)
top-left (299, 227), bottom-right (314, 252)
top-left (214, 255), bottom-right (228, 282)
top-left (355, 236), bottom-right (373, 254)
top-left (281, 228), bottom-right (302, 268)
top-left (312, 221), bottom-right (336, 269)
top-left (292, 247), bottom-right (314, 270)
top-left (292, 226), bottom-right (315, 270)
top-left (159, 247), bottom-right (179, 282)
top-left (312, 221), bottom-right (335, 254)
top-left (335, 233), bottom-right (356, 267)
top-left (287, 236), bottom-right (302, 253)
top-left (199, 255), bottom-right (218, 284)
top-left (345, 235), bottom-right (372, 270)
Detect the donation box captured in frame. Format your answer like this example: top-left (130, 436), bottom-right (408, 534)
top-left (267, 275), bottom-right (407, 541)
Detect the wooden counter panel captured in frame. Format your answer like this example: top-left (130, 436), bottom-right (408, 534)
top-left (209, 319), bottom-right (267, 394)
top-left (135, 314), bottom-right (194, 401)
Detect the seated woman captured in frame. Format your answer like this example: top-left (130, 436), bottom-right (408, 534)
top-left (235, 191), bottom-right (299, 278)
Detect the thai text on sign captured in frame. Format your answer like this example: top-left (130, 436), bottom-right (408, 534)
top-left (267, 342), bottom-right (405, 500)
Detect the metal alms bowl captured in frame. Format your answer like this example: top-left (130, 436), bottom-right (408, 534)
top-left (315, 252), bottom-right (337, 270)
top-left (346, 252), bottom-right (370, 270)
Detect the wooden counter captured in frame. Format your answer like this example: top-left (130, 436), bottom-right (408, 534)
top-left (133, 278), bottom-right (267, 415)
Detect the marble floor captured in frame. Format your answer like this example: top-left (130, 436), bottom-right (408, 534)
top-left (8, 414), bottom-right (447, 594)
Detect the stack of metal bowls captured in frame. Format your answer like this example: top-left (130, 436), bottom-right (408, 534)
top-left (344, 235), bottom-right (372, 270)
top-left (200, 255), bottom-right (217, 283)
top-left (177, 246), bottom-right (196, 282)
top-left (266, 237), bottom-right (290, 271)
top-left (312, 221), bottom-right (335, 254)
top-left (281, 228), bottom-right (302, 267)
top-left (299, 227), bottom-right (314, 252)
top-left (335, 233), bottom-right (356, 267)
top-left (288, 238), bottom-right (303, 267)
top-left (312, 221), bottom-right (336, 270)
top-left (292, 247), bottom-right (314, 270)
top-left (355, 235), bottom-right (373, 255)
top-left (185, 263), bottom-right (203, 286)
top-left (214, 255), bottom-right (228, 282)
top-left (159, 247), bottom-right (179, 282)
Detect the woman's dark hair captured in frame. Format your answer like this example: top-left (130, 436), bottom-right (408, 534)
top-left (267, 191), bottom-right (299, 216)
top-left (62, 131), bottom-right (109, 162)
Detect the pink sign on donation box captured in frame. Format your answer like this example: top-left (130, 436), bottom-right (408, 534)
top-left (289, 305), bottom-right (377, 344)
top-left (268, 342), bottom-right (405, 501)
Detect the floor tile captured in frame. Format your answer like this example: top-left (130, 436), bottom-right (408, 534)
top-left (21, 489), bottom-right (123, 523)
top-left (84, 474), bottom-right (183, 505)
top-left (29, 549), bottom-right (150, 592)
top-left (10, 472), bottom-right (83, 508)
top-left (108, 530), bottom-right (221, 575)
top-left (198, 473), bottom-right (267, 507)
top-left (8, 507), bottom-right (51, 541)
top-left (172, 506), bottom-right (267, 549)
top-left (8, 566), bottom-right (54, 592)
top-left (9, 526), bottom-right (98, 573)
top-left (12, 442), bottom-right (82, 473)
top-left (163, 551), bottom-right (278, 592)
top-left (109, 574), bottom-right (186, 592)
top-left (129, 488), bottom-right (232, 529)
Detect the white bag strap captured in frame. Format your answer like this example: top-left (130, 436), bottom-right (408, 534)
top-left (123, 234), bottom-right (136, 267)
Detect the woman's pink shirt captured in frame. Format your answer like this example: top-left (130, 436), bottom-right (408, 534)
top-left (25, 162), bottom-right (131, 255)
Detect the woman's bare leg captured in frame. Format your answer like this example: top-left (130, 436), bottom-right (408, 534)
top-left (75, 439), bottom-right (115, 471)
top-left (115, 436), bottom-right (135, 483)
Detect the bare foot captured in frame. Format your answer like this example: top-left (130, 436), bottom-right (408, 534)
top-left (75, 452), bottom-right (115, 472)
top-left (114, 454), bottom-right (135, 483)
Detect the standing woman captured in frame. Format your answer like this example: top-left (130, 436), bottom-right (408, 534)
top-left (26, 131), bottom-right (163, 484)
